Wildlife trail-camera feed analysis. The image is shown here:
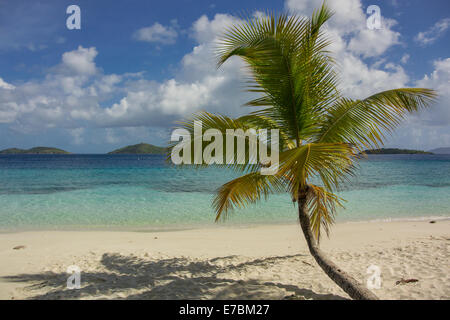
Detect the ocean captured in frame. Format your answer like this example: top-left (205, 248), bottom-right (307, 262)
top-left (0, 154), bottom-right (449, 231)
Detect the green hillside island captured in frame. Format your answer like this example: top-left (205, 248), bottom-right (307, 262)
top-left (108, 143), bottom-right (167, 154)
top-left (0, 147), bottom-right (70, 154)
top-left (362, 148), bottom-right (433, 155)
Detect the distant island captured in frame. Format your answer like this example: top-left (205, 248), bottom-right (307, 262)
top-left (1, 145), bottom-right (444, 156)
top-left (0, 147), bottom-right (70, 154)
top-left (429, 147), bottom-right (450, 154)
top-left (362, 148), bottom-right (433, 155)
top-left (108, 143), bottom-right (167, 154)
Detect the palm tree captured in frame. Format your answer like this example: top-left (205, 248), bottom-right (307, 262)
top-left (169, 3), bottom-right (436, 300)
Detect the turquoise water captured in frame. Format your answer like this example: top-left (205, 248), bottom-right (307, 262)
top-left (0, 154), bottom-right (449, 231)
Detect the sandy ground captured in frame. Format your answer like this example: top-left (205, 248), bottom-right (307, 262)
top-left (0, 219), bottom-right (448, 300)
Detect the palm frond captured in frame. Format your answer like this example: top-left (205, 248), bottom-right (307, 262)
top-left (167, 111), bottom-right (284, 172)
top-left (216, 5), bottom-right (337, 144)
top-left (307, 184), bottom-right (344, 241)
top-left (317, 88), bottom-right (437, 149)
top-left (277, 142), bottom-right (356, 198)
top-left (238, 113), bottom-right (293, 150)
top-left (213, 172), bottom-right (286, 221)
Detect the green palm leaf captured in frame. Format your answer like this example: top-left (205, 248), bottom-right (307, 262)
top-left (307, 185), bottom-right (344, 241)
top-left (168, 111), bottom-right (284, 172)
top-left (317, 88), bottom-right (437, 149)
top-left (277, 142), bottom-right (356, 199)
top-left (217, 5), bottom-right (337, 144)
top-left (213, 172), bottom-right (286, 221)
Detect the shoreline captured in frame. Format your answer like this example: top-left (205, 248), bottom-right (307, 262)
top-left (0, 219), bottom-right (448, 300)
top-left (0, 215), bottom-right (449, 234)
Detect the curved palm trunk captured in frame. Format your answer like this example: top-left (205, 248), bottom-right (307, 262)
top-left (297, 192), bottom-right (378, 300)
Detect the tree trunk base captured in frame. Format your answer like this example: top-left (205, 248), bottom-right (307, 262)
top-left (297, 192), bottom-right (378, 300)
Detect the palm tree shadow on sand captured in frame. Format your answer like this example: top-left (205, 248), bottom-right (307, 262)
top-left (2, 253), bottom-right (347, 300)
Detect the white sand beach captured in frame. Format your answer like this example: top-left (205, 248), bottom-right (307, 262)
top-left (0, 219), bottom-right (448, 300)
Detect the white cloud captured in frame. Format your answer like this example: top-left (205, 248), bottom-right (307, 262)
top-left (98, 13), bottom-right (250, 127)
top-left (415, 18), bottom-right (450, 46)
top-left (191, 14), bottom-right (240, 43)
top-left (400, 54), bottom-right (410, 64)
top-left (61, 46), bottom-right (98, 75)
top-left (0, 46), bottom-right (127, 129)
top-left (0, 13), bottom-right (249, 131)
top-left (286, 0), bottom-right (364, 33)
top-left (415, 58), bottom-right (450, 126)
top-left (133, 22), bottom-right (178, 44)
top-left (286, 0), bottom-right (401, 57)
top-left (347, 18), bottom-right (400, 57)
top-left (386, 58), bottom-right (450, 150)
top-left (0, 77), bottom-right (15, 90)
top-left (285, 0), bottom-right (406, 97)
top-left (338, 54), bottom-right (409, 98)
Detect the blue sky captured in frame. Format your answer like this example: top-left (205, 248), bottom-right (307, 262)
top-left (0, 0), bottom-right (449, 153)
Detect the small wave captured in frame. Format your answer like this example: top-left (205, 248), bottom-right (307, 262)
top-left (0, 186), bottom-right (89, 195)
top-left (342, 216), bottom-right (450, 224)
